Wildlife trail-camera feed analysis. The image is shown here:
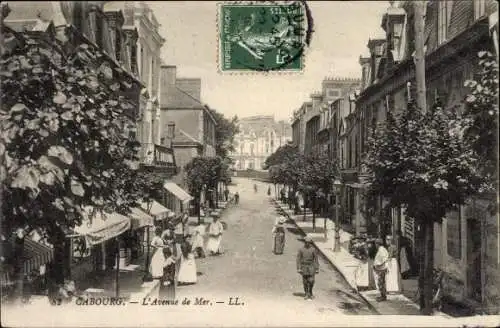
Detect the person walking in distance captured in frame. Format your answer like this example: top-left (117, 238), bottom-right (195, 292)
top-left (373, 238), bottom-right (389, 301)
top-left (224, 188), bottom-right (229, 202)
top-left (234, 191), bottom-right (240, 204)
top-left (296, 236), bottom-right (319, 300)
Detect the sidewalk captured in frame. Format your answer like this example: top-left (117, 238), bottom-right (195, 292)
top-left (273, 198), bottom-right (450, 317)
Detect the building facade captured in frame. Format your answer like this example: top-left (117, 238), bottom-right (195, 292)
top-left (352, 0), bottom-right (499, 314)
top-left (291, 78), bottom-right (360, 157)
top-left (102, 2), bottom-right (175, 175)
top-left (2, 0), bottom-right (175, 289)
top-left (160, 65), bottom-right (217, 189)
top-left (231, 116), bottom-right (292, 171)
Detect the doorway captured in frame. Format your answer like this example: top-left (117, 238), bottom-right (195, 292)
top-left (466, 219), bottom-right (482, 302)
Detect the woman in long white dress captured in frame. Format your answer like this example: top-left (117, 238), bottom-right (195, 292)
top-left (177, 236), bottom-right (197, 285)
top-left (206, 216), bottom-right (224, 255)
top-left (149, 227), bottom-right (166, 279)
top-left (192, 224), bottom-right (206, 258)
top-left (385, 235), bottom-right (401, 293)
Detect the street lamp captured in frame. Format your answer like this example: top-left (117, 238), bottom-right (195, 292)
top-left (332, 178), bottom-right (342, 252)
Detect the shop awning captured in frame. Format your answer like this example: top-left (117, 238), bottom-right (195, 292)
top-left (140, 200), bottom-right (170, 220)
top-left (73, 207), bottom-right (131, 247)
top-left (129, 207), bottom-right (154, 230)
top-left (23, 238), bottom-right (54, 274)
top-left (163, 181), bottom-right (193, 203)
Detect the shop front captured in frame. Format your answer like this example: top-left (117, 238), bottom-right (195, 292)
top-left (163, 181), bottom-right (193, 215)
top-left (1, 235), bottom-right (54, 303)
top-left (69, 207), bottom-right (131, 293)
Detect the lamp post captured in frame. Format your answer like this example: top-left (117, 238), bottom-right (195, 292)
top-left (332, 179), bottom-right (342, 252)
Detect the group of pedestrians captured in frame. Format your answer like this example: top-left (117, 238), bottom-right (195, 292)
top-left (147, 213), bottom-right (226, 299)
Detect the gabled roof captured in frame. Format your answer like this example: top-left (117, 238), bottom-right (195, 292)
top-left (173, 128), bottom-right (202, 145)
top-left (163, 85), bottom-right (205, 109)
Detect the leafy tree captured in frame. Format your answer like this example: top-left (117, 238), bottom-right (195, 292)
top-left (207, 107), bottom-right (240, 159)
top-left (135, 171), bottom-right (166, 206)
top-left (298, 153), bottom-right (339, 230)
top-left (184, 156), bottom-right (225, 222)
top-left (464, 51), bottom-right (499, 191)
top-left (0, 26), bottom-right (142, 294)
top-left (263, 143), bottom-right (298, 169)
top-left (364, 102), bottom-right (485, 315)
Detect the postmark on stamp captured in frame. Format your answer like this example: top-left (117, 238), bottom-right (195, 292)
top-left (218, 1), bottom-right (313, 73)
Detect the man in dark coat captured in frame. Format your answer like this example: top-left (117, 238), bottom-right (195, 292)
top-left (296, 236), bottom-right (319, 300)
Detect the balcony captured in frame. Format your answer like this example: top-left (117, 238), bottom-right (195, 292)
top-left (139, 143), bottom-right (177, 175)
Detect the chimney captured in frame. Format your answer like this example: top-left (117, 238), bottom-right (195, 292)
top-left (167, 121), bottom-right (176, 139)
top-left (161, 65), bottom-right (177, 86)
top-left (311, 93), bottom-right (322, 113)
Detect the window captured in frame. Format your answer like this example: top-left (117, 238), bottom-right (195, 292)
top-left (140, 47), bottom-right (144, 76)
top-left (474, 0), bottom-right (486, 20)
top-left (438, 1), bottom-right (453, 45)
top-left (115, 31), bottom-right (121, 62)
top-left (329, 90), bottom-right (340, 98)
top-left (447, 208), bottom-right (462, 259)
top-left (131, 43), bottom-right (138, 74)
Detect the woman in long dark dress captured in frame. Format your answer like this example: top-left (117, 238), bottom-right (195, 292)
top-left (160, 246), bottom-right (176, 300)
top-left (272, 219), bottom-right (286, 255)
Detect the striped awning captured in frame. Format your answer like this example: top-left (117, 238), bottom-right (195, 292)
top-left (163, 181), bottom-right (193, 204)
top-left (129, 207), bottom-right (154, 230)
top-left (73, 207), bottom-right (131, 247)
top-left (23, 238), bottom-right (54, 274)
top-left (140, 200), bottom-right (171, 221)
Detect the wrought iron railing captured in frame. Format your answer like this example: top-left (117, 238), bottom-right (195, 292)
top-left (139, 143), bottom-right (175, 167)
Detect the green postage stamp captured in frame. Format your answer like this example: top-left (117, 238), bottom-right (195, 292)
top-left (218, 1), bottom-right (312, 72)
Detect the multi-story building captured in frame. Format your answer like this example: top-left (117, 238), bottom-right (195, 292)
top-left (103, 1), bottom-right (175, 176)
top-left (3, 0), bottom-right (174, 290)
top-left (291, 78), bottom-right (360, 157)
top-left (159, 65), bottom-right (216, 212)
top-left (231, 116), bottom-right (292, 170)
top-left (353, 0), bottom-right (499, 314)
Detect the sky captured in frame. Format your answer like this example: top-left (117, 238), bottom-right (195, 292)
top-left (147, 1), bottom-right (388, 122)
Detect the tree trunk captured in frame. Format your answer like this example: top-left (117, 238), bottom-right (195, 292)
top-left (12, 235), bottom-right (24, 303)
top-left (422, 219), bottom-right (435, 315)
top-left (197, 194), bottom-right (201, 225)
top-left (416, 221), bottom-right (425, 310)
top-left (312, 195), bottom-right (316, 232)
top-left (48, 227), bottom-right (68, 286)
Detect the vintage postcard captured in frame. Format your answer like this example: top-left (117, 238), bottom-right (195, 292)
top-left (1, 1), bottom-right (499, 327)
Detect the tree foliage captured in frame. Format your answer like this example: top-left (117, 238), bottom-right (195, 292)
top-left (363, 101), bottom-right (486, 314)
top-left (298, 152), bottom-right (339, 194)
top-left (207, 107), bottom-right (240, 159)
top-left (263, 143), bottom-right (298, 169)
top-left (364, 103), bottom-right (484, 220)
top-left (0, 29), bottom-right (142, 243)
top-left (184, 156), bottom-right (225, 196)
top-left (464, 51), bottom-right (499, 187)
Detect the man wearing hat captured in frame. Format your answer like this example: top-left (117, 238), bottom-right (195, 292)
top-left (373, 238), bottom-right (389, 302)
top-left (296, 236), bottom-right (319, 300)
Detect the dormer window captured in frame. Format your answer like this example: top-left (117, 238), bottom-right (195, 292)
top-left (438, 1), bottom-right (453, 45)
top-left (474, 0), bottom-right (486, 20)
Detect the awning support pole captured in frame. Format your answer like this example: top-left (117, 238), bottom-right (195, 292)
top-left (115, 237), bottom-right (120, 298)
top-left (144, 226), bottom-right (150, 274)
